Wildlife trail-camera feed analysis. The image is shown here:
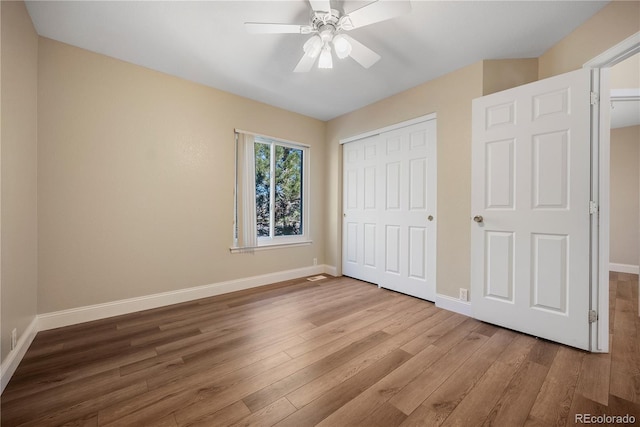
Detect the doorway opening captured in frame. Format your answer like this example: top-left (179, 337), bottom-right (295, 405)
top-left (584, 31), bottom-right (640, 352)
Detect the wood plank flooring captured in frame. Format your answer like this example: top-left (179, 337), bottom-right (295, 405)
top-left (1, 272), bottom-right (639, 426)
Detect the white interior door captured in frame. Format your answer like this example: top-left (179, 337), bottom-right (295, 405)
top-left (471, 68), bottom-right (592, 350)
top-left (343, 119), bottom-right (437, 301)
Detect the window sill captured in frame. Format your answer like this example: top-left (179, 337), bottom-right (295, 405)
top-left (230, 240), bottom-right (312, 254)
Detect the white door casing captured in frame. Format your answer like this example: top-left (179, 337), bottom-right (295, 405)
top-left (582, 31), bottom-right (640, 352)
top-left (471, 68), bottom-right (592, 350)
top-left (343, 119), bottom-right (437, 301)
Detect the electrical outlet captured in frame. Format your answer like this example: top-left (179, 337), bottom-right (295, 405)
top-left (11, 328), bottom-right (17, 351)
top-left (459, 288), bottom-right (468, 302)
top-left (313, 258), bottom-right (317, 266)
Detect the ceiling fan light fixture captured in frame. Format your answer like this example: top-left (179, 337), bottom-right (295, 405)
top-left (318, 45), bottom-right (333, 69)
top-left (246, 0), bottom-right (410, 73)
top-left (319, 28), bottom-right (333, 43)
top-left (332, 34), bottom-right (352, 59)
top-left (303, 35), bottom-right (322, 58)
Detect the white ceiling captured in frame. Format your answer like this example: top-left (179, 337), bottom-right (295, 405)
top-left (25, 0), bottom-right (608, 121)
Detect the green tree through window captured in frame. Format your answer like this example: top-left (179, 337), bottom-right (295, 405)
top-left (254, 140), bottom-right (303, 238)
top-left (255, 142), bottom-right (270, 237)
top-left (274, 145), bottom-right (302, 236)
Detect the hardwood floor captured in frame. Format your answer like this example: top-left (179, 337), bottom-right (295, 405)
top-left (2, 273), bottom-right (639, 426)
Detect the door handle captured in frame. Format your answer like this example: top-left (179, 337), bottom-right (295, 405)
top-left (427, 215), bottom-right (434, 221)
top-left (473, 215), bottom-right (484, 223)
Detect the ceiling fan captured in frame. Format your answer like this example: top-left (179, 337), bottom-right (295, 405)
top-left (245, 0), bottom-right (411, 72)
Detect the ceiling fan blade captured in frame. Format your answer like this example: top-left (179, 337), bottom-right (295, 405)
top-left (294, 53), bottom-right (317, 72)
top-left (343, 35), bottom-right (381, 69)
top-left (309, 0), bottom-right (331, 13)
top-left (245, 23), bottom-right (311, 34)
top-left (344, 0), bottom-right (411, 30)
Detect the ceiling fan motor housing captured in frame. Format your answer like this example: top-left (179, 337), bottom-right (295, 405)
top-left (311, 9), bottom-right (341, 33)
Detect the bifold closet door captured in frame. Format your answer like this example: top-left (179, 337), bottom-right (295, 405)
top-left (342, 119), bottom-right (437, 301)
top-left (342, 135), bottom-right (381, 285)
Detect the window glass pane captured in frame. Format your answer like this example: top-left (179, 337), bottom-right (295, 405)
top-left (255, 142), bottom-right (271, 237)
top-left (274, 145), bottom-right (303, 236)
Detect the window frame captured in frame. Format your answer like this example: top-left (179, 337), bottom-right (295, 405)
top-left (232, 130), bottom-right (311, 252)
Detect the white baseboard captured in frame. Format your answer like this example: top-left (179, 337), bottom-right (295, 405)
top-left (323, 265), bottom-right (338, 277)
top-left (38, 265), bottom-right (328, 331)
top-left (435, 292), bottom-right (472, 317)
top-left (609, 263), bottom-right (640, 274)
top-left (1, 316), bottom-right (38, 394)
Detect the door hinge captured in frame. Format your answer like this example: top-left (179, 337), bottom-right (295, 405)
top-left (590, 92), bottom-right (599, 105)
top-left (589, 201), bottom-right (598, 214)
top-left (588, 310), bottom-right (598, 323)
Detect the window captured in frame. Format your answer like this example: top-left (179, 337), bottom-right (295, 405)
top-left (255, 140), bottom-right (304, 238)
top-left (233, 131), bottom-right (310, 251)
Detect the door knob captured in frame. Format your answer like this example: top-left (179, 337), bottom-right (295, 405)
top-left (427, 215), bottom-right (434, 221)
top-left (473, 215), bottom-right (483, 223)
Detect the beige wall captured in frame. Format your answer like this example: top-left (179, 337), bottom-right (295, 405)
top-left (37, 38), bottom-right (326, 313)
top-left (4, 0), bottom-right (639, 326)
top-left (326, 59), bottom-right (542, 299)
top-left (1, 1), bottom-right (38, 362)
top-left (325, 0), bottom-right (638, 300)
top-left (539, 1), bottom-right (640, 79)
top-left (482, 58), bottom-right (538, 96)
top-left (610, 126), bottom-right (640, 266)
top-left (326, 63), bottom-right (484, 299)
top-left (611, 53), bottom-right (640, 89)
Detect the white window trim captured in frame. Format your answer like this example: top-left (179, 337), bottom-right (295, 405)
top-left (232, 130), bottom-right (311, 252)
top-left (229, 240), bottom-right (313, 254)
top-left (235, 128), bottom-right (311, 148)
